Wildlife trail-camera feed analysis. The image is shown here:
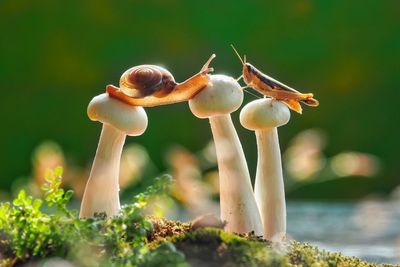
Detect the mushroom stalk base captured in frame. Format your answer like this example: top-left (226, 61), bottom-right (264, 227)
top-left (80, 124), bottom-right (126, 218)
top-left (209, 115), bottom-right (263, 235)
top-left (255, 128), bottom-right (286, 241)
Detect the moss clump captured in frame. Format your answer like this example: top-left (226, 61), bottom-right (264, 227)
top-left (287, 242), bottom-right (396, 267)
top-left (146, 220), bottom-right (397, 267)
top-left (147, 216), bottom-right (191, 243)
top-left (159, 228), bottom-right (285, 267)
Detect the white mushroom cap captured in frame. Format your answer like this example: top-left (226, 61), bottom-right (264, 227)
top-left (87, 93), bottom-right (148, 136)
top-left (240, 98), bottom-right (290, 130)
top-left (189, 74), bottom-right (243, 119)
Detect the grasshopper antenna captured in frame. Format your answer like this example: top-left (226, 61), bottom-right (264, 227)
top-left (244, 89), bottom-right (262, 99)
top-left (242, 86), bottom-right (262, 99)
top-left (230, 44), bottom-right (246, 65)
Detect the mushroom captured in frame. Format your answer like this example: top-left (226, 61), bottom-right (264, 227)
top-left (240, 98), bottom-right (290, 241)
top-left (189, 74), bottom-right (263, 235)
top-left (79, 93), bottom-right (148, 218)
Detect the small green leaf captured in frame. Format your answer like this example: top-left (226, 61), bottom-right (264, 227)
top-left (32, 199), bottom-right (42, 211)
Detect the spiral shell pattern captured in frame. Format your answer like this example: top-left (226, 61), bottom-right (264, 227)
top-left (119, 65), bottom-right (175, 98)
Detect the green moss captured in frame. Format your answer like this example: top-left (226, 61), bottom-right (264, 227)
top-left (141, 242), bottom-right (189, 267)
top-left (146, 226), bottom-right (397, 267)
top-left (287, 241), bottom-right (396, 267)
top-left (160, 228), bottom-right (286, 267)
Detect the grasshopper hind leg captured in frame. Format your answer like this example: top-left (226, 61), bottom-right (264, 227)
top-left (282, 99), bottom-right (303, 114)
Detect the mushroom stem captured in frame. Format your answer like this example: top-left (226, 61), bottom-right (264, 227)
top-left (255, 128), bottom-right (286, 241)
top-left (209, 115), bottom-right (263, 235)
top-left (80, 124), bottom-right (126, 218)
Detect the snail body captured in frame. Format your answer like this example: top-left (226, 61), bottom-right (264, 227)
top-left (107, 54), bottom-right (216, 107)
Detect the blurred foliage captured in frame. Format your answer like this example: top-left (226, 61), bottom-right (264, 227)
top-left (0, 0), bottom-right (399, 198)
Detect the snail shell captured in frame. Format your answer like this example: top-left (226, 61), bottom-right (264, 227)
top-left (119, 65), bottom-right (177, 98)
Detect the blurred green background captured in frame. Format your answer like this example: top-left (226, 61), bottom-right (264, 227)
top-left (1, 0), bottom-right (399, 199)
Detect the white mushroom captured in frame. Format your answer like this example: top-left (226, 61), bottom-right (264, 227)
top-left (189, 74), bottom-right (263, 235)
top-left (79, 93), bottom-right (148, 218)
top-left (240, 98), bottom-right (290, 241)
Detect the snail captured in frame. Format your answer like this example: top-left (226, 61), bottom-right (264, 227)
top-left (107, 54), bottom-right (216, 107)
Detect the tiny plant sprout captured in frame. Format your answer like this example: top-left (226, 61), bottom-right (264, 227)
top-left (240, 98), bottom-right (290, 241)
top-left (80, 93), bottom-right (148, 218)
top-left (189, 74), bottom-right (263, 235)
